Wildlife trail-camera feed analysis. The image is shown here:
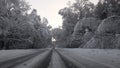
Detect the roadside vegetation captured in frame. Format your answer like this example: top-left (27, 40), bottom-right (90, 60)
top-left (0, 0), bottom-right (52, 49)
top-left (0, 0), bottom-right (120, 49)
top-left (52, 0), bottom-right (120, 49)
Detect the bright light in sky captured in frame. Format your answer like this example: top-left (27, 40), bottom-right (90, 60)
top-left (27, 0), bottom-right (99, 28)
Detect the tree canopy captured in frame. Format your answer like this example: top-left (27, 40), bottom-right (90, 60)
top-left (0, 0), bottom-right (52, 49)
top-left (52, 0), bottom-right (120, 49)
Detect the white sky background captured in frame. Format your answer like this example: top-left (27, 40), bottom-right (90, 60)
top-left (27, 0), bottom-right (99, 28)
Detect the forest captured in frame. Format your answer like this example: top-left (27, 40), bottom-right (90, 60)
top-left (0, 0), bottom-right (52, 49)
top-left (52, 0), bottom-right (120, 49)
top-left (0, 0), bottom-right (120, 49)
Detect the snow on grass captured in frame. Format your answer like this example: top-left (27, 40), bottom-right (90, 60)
top-left (0, 49), bottom-right (41, 62)
top-left (57, 48), bottom-right (120, 68)
top-left (13, 50), bottom-right (51, 68)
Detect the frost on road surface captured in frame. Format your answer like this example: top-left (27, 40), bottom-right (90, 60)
top-left (0, 48), bottom-right (120, 68)
top-left (57, 48), bottom-right (120, 68)
top-left (0, 49), bottom-right (41, 62)
top-left (13, 50), bottom-right (52, 68)
top-left (48, 50), bottom-right (66, 68)
top-left (0, 49), bottom-right (51, 68)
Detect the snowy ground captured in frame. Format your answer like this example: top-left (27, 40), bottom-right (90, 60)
top-left (48, 50), bottom-right (66, 68)
top-left (0, 49), bottom-right (46, 62)
top-left (13, 50), bottom-right (51, 68)
top-left (0, 48), bottom-right (120, 68)
top-left (57, 48), bottom-right (120, 68)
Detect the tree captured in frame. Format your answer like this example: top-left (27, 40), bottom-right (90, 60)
top-left (71, 17), bottom-right (101, 48)
top-left (0, 0), bottom-right (31, 49)
top-left (42, 17), bottom-right (48, 26)
top-left (58, 0), bottom-right (95, 47)
top-left (94, 0), bottom-right (107, 19)
top-left (51, 28), bottom-right (66, 47)
top-left (94, 0), bottom-right (120, 19)
top-left (29, 9), bottom-right (52, 48)
top-left (0, 0), bottom-right (52, 49)
top-left (73, 0), bottom-right (94, 19)
top-left (52, 28), bottom-right (63, 41)
top-left (84, 16), bottom-right (120, 49)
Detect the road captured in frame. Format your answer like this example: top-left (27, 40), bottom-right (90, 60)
top-left (0, 48), bottom-right (120, 68)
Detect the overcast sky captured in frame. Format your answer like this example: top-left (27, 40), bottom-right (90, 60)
top-left (27, 0), bottom-right (99, 28)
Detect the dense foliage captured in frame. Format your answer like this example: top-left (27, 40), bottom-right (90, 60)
top-left (52, 0), bottom-right (120, 49)
top-left (1, 0), bottom-right (120, 49)
top-left (0, 0), bottom-right (52, 49)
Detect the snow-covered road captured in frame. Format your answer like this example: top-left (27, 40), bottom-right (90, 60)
top-left (0, 49), bottom-right (52, 68)
top-left (0, 48), bottom-right (120, 68)
top-left (57, 48), bottom-right (120, 68)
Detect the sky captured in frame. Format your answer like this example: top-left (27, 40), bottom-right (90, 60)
top-left (27, 0), bottom-right (99, 28)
